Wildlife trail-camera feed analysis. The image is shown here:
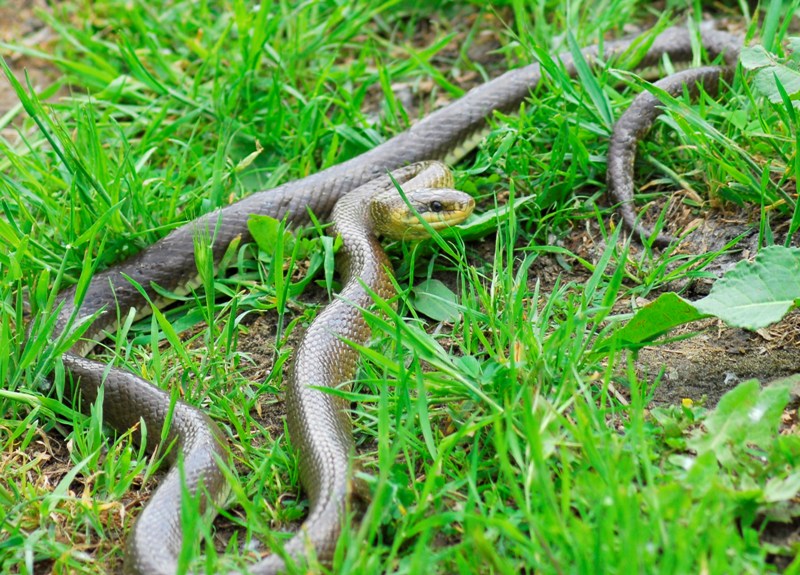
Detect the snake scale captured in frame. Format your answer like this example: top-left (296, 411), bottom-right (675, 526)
top-left (48, 23), bottom-right (742, 574)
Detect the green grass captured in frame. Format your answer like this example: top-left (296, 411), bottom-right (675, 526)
top-left (1, 0), bottom-right (799, 574)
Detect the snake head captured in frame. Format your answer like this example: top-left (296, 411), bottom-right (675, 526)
top-left (372, 187), bottom-right (475, 240)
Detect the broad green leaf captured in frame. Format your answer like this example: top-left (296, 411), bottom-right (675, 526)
top-left (764, 373), bottom-right (800, 399)
top-left (764, 472), bottom-right (800, 503)
top-left (603, 292), bottom-right (705, 349)
top-left (754, 67), bottom-right (800, 103)
top-left (789, 38), bottom-right (800, 63)
top-left (688, 379), bottom-right (791, 468)
top-left (693, 246), bottom-right (800, 329)
top-left (740, 44), bottom-right (800, 105)
top-left (410, 279), bottom-right (460, 322)
top-left (247, 214), bottom-right (294, 253)
top-left (740, 45), bottom-right (775, 69)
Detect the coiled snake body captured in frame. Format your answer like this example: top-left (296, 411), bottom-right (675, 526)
top-left (51, 25), bottom-right (741, 574)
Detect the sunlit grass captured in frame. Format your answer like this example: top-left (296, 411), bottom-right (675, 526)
top-left (1, 0), bottom-right (798, 574)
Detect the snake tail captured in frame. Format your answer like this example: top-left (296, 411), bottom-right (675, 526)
top-left (607, 65), bottom-right (737, 246)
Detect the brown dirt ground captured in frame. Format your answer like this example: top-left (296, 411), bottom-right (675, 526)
top-left (572, 203), bottom-right (800, 408)
top-left (0, 0), bottom-right (60, 136)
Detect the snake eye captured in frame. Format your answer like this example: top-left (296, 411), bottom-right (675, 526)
top-left (430, 200), bottom-right (443, 213)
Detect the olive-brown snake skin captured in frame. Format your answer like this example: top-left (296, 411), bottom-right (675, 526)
top-left (280, 162), bottom-right (472, 572)
top-left (49, 24), bottom-right (742, 574)
top-left (607, 65), bottom-right (737, 246)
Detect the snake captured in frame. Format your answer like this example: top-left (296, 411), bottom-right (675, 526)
top-left (607, 64), bottom-right (737, 246)
top-left (48, 24), bottom-right (742, 574)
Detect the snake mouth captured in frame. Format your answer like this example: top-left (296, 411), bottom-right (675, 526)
top-left (401, 197), bottom-right (476, 238)
top-left (373, 184), bottom-right (476, 240)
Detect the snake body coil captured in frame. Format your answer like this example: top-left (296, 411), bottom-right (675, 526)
top-left (50, 25), bottom-right (742, 574)
top-left (607, 65), bottom-right (736, 245)
top-left (281, 162), bottom-right (472, 571)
